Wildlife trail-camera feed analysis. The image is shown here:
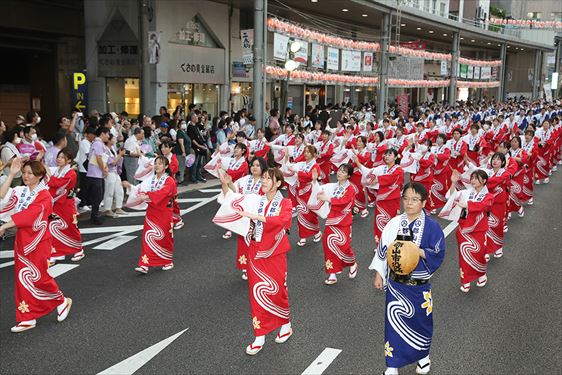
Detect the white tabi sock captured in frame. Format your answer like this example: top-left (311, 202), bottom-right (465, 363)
top-left (329, 273), bottom-right (337, 280)
top-left (56, 298), bottom-right (68, 314)
top-left (252, 335), bottom-right (265, 347)
top-left (384, 367), bottom-right (399, 375)
top-left (19, 319), bottom-right (36, 325)
top-left (279, 322), bottom-right (291, 335)
top-left (418, 355), bottom-right (430, 367)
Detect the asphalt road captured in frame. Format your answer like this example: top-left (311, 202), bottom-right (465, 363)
top-left (0, 170), bottom-right (560, 375)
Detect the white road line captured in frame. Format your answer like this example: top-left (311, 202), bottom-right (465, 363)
top-left (80, 226), bottom-right (143, 235)
top-left (97, 328), bottom-right (189, 375)
top-left (302, 348), bottom-right (343, 375)
top-left (0, 250), bottom-right (14, 258)
top-left (443, 221), bottom-right (459, 238)
top-left (199, 188), bottom-right (222, 193)
top-left (48, 264), bottom-right (79, 278)
top-left (181, 196), bottom-right (217, 215)
top-left (94, 235), bottom-right (137, 250)
top-left (0, 261), bottom-right (14, 268)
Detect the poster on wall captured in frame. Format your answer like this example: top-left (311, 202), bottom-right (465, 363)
top-left (459, 64), bottom-right (468, 79)
top-left (311, 43), bottom-right (325, 68)
top-left (240, 29), bottom-right (254, 65)
top-left (341, 50), bottom-right (361, 72)
top-left (273, 33), bottom-right (289, 60)
top-left (148, 31), bottom-right (161, 64)
top-left (467, 65), bottom-right (474, 79)
top-left (396, 94), bottom-right (409, 114)
top-left (481, 66), bottom-right (491, 79)
top-left (363, 52), bottom-right (373, 72)
top-left (293, 39), bottom-right (308, 65)
top-left (327, 47), bottom-right (339, 70)
top-left (440, 60), bottom-right (448, 76)
top-left (474, 66), bottom-right (481, 80)
top-left (491, 67), bottom-right (498, 79)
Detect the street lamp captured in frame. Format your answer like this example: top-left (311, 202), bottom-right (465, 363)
top-left (282, 40), bottom-right (301, 116)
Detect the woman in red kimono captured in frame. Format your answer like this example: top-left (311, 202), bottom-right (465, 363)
top-left (429, 134), bottom-right (451, 214)
top-left (369, 131), bottom-right (388, 168)
top-left (134, 156), bottom-right (177, 274)
top-left (220, 156), bottom-right (266, 280)
top-left (235, 168), bottom-right (293, 355)
top-left (316, 163), bottom-right (358, 285)
top-left (47, 149), bottom-right (84, 264)
top-left (410, 140), bottom-right (435, 207)
top-left (483, 153), bottom-right (510, 260)
top-left (160, 142), bottom-right (183, 230)
top-left (250, 128), bottom-right (270, 161)
top-left (290, 145), bottom-right (322, 247)
top-left (448, 128), bottom-right (468, 174)
top-left (449, 169), bottom-right (493, 293)
top-left (466, 124), bottom-right (487, 165)
top-left (522, 129), bottom-right (538, 204)
top-left (285, 134), bottom-right (306, 214)
top-left (535, 121), bottom-right (553, 184)
top-left (350, 136), bottom-right (371, 218)
top-left (316, 130), bottom-right (334, 183)
top-left (508, 136), bottom-right (529, 218)
top-left (356, 148), bottom-right (404, 246)
top-left (221, 143), bottom-right (250, 240)
top-left (0, 159), bottom-right (72, 332)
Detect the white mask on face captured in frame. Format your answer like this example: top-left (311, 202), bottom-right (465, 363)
top-left (31, 134), bottom-right (38, 141)
top-left (36, 116), bottom-right (41, 124)
top-left (14, 137), bottom-right (22, 145)
top-left (180, 123), bottom-right (187, 131)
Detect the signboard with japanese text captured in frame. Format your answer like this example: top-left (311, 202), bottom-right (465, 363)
top-left (97, 10), bottom-right (139, 77)
top-left (293, 39), bottom-right (308, 65)
top-left (327, 47), bottom-right (339, 70)
top-left (389, 56), bottom-right (423, 80)
top-left (481, 66), bottom-right (491, 79)
top-left (459, 64), bottom-right (468, 79)
top-left (341, 50), bottom-right (361, 72)
top-left (240, 29), bottom-right (254, 65)
top-left (467, 65), bottom-right (474, 79)
top-left (440, 60), bottom-right (448, 76)
top-left (474, 66), bottom-right (481, 80)
top-left (168, 44), bottom-right (225, 84)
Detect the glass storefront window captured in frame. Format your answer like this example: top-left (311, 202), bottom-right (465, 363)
top-left (231, 82), bottom-right (253, 112)
top-left (167, 83), bottom-right (220, 117)
top-left (107, 78), bottom-right (139, 116)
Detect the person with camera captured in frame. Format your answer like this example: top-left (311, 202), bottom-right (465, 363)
top-left (186, 113), bottom-right (208, 183)
top-left (123, 127), bottom-right (145, 184)
top-left (370, 182), bottom-right (445, 375)
top-left (86, 127), bottom-right (110, 225)
top-left (47, 149), bottom-right (84, 264)
top-left (449, 169), bottom-right (493, 293)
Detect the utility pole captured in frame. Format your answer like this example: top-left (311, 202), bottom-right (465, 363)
top-left (253, 0), bottom-right (265, 127)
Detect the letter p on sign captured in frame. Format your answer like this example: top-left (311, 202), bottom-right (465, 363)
top-left (73, 72), bottom-right (86, 90)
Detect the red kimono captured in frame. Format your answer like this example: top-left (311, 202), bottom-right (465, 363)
top-left (296, 160), bottom-right (322, 239)
top-left (47, 167), bottom-right (82, 256)
top-left (252, 139), bottom-right (270, 161)
top-left (286, 145), bottom-right (306, 209)
top-left (485, 169), bottom-right (510, 255)
top-left (366, 164), bottom-right (404, 243)
top-left (456, 188), bottom-right (493, 284)
top-left (138, 175), bottom-right (177, 267)
top-left (411, 152), bottom-right (434, 203)
top-left (448, 139), bottom-right (468, 174)
top-left (247, 193), bottom-right (292, 336)
top-left (226, 156), bottom-right (249, 183)
top-left (535, 130), bottom-right (553, 180)
top-left (522, 138), bottom-right (538, 202)
top-left (429, 145), bottom-right (451, 211)
top-left (167, 153), bottom-right (182, 225)
top-left (317, 141), bottom-right (334, 183)
top-left (466, 134), bottom-right (486, 165)
top-left (234, 175), bottom-right (263, 272)
top-left (350, 149), bottom-right (371, 210)
top-left (322, 182), bottom-right (356, 273)
top-left (11, 186), bottom-right (65, 323)
top-left (508, 148), bottom-right (529, 213)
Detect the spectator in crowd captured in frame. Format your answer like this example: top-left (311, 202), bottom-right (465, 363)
top-left (159, 106), bottom-right (168, 116)
top-left (57, 114), bottom-right (79, 158)
top-left (25, 111), bottom-right (41, 128)
top-left (45, 132), bottom-right (68, 168)
top-left (103, 134), bottom-right (126, 217)
top-left (15, 115), bottom-right (25, 126)
top-left (186, 113), bottom-right (207, 183)
top-left (71, 109), bottom-right (85, 141)
top-left (143, 126), bottom-right (158, 155)
top-left (243, 115), bottom-right (256, 139)
top-left (174, 120), bottom-right (191, 184)
top-left (0, 120), bottom-right (6, 140)
top-left (77, 127), bottom-right (96, 211)
top-left (267, 109), bottom-right (281, 141)
top-left (18, 126), bottom-right (46, 161)
top-left (123, 127), bottom-right (144, 184)
top-left (1, 126), bottom-right (24, 186)
top-left (87, 127), bottom-right (110, 225)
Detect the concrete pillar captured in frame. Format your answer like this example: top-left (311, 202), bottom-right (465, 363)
top-left (532, 50), bottom-right (542, 99)
top-left (253, 0), bottom-right (265, 127)
top-left (377, 13), bottom-right (390, 120)
top-left (498, 43), bottom-right (507, 101)
top-left (139, 0), bottom-right (151, 115)
top-left (449, 31), bottom-right (460, 105)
